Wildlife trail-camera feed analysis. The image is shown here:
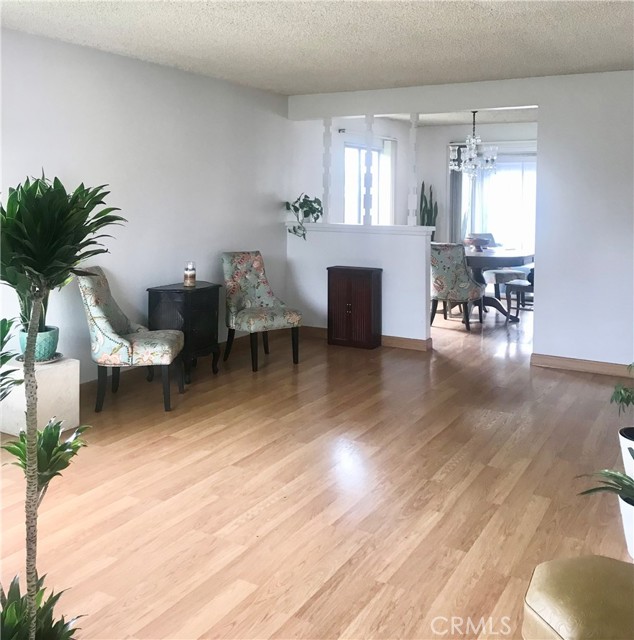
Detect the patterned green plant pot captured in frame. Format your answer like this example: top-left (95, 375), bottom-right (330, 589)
top-left (18, 326), bottom-right (59, 361)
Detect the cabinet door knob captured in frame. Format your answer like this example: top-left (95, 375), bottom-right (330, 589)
top-left (346, 303), bottom-right (352, 314)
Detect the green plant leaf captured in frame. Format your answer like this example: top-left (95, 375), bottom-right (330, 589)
top-left (1, 422), bottom-right (89, 493)
top-left (0, 575), bottom-right (82, 639)
top-left (1, 174), bottom-right (125, 332)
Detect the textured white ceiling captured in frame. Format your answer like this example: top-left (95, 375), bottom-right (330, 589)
top-left (2, 1), bottom-right (633, 96)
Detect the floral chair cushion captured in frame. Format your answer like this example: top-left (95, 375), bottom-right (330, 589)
top-left (234, 307), bottom-right (302, 333)
top-left (127, 330), bottom-right (184, 366)
top-left (77, 266), bottom-right (184, 367)
top-left (221, 251), bottom-right (302, 332)
top-left (430, 243), bottom-right (485, 302)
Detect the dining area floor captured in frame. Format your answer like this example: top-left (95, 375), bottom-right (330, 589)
top-left (430, 291), bottom-right (534, 355)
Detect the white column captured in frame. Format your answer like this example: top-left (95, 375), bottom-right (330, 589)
top-left (322, 117), bottom-right (332, 223)
top-left (407, 113), bottom-right (419, 226)
top-left (363, 114), bottom-right (374, 226)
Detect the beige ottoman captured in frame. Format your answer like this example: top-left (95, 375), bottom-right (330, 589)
top-left (523, 556), bottom-right (634, 639)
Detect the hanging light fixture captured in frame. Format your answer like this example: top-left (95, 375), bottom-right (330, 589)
top-left (449, 111), bottom-right (497, 178)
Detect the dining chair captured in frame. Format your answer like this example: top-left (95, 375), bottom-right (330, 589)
top-left (221, 251), bottom-right (302, 371)
top-left (430, 243), bottom-right (485, 331)
top-left (505, 268), bottom-right (535, 323)
top-left (77, 267), bottom-right (185, 412)
top-left (483, 268), bottom-right (527, 299)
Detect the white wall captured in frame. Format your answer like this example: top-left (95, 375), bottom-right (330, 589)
top-left (417, 122), bottom-right (538, 241)
top-left (1, 30), bottom-right (292, 382)
top-left (289, 116), bottom-right (411, 225)
top-left (3, 31), bottom-right (632, 369)
top-left (289, 71), bottom-right (634, 365)
top-left (286, 225), bottom-right (432, 341)
top-left (290, 118), bottom-right (538, 239)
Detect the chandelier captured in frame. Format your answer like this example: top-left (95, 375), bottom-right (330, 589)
top-left (449, 111), bottom-right (497, 178)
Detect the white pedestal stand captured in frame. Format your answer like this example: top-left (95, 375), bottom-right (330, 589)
top-left (1, 357), bottom-right (80, 436)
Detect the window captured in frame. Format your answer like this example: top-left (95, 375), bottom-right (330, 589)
top-left (344, 139), bottom-right (395, 225)
top-left (461, 154), bottom-right (536, 251)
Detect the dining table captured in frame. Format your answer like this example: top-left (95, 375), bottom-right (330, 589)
top-left (464, 247), bottom-right (535, 321)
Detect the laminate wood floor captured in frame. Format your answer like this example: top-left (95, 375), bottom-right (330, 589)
top-left (1, 310), bottom-right (629, 639)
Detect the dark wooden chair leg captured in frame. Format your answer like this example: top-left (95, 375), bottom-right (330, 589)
top-left (250, 333), bottom-right (258, 372)
top-left (430, 299), bottom-right (438, 325)
top-left (183, 358), bottom-right (192, 385)
top-left (223, 329), bottom-right (235, 362)
top-left (494, 283), bottom-right (501, 299)
top-left (442, 301), bottom-right (448, 320)
top-left (111, 367), bottom-right (120, 393)
top-left (211, 346), bottom-right (220, 374)
top-left (515, 291), bottom-right (522, 318)
top-left (96, 365), bottom-right (108, 412)
top-left (146, 366), bottom-right (154, 382)
top-left (463, 302), bottom-right (471, 331)
top-left (161, 365), bottom-right (171, 411)
top-left (478, 299), bottom-right (484, 323)
top-left (506, 289), bottom-right (513, 324)
top-left (262, 331), bottom-right (270, 355)
top-left (177, 358), bottom-right (185, 394)
top-left (291, 327), bottom-right (299, 365)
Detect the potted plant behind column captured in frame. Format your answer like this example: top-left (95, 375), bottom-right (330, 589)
top-left (419, 181), bottom-right (438, 239)
top-left (0, 175), bottom-right (124, 640)
top-left (16, 281), bottom-right (58, 362)
top-left (2, 222), bottom-right (58, 362)
top-left (579, 448), bottom-right (634, 558)
top-left (613, 365), bottom-right (634, 477)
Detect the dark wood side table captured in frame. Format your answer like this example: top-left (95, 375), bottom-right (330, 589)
top-left (147, 281), bottom-right (221, 384)
top-left (327, 266), bottom-right (382, 349)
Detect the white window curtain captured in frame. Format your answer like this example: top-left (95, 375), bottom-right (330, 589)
top-left (463, 156), bottom-right (536, 251)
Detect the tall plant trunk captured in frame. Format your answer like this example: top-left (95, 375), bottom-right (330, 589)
top-left (24, 291), bottom-right (45, 640)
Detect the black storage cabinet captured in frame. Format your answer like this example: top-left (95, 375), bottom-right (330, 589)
top-left (147, 281), bottom-right (221, 383)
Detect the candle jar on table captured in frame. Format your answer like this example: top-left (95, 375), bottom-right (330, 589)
top-left (184, 261), bottom-right (196, 287)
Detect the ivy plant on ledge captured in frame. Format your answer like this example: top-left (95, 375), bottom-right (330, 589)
top-left (285, 194), bottom-right (323, 240)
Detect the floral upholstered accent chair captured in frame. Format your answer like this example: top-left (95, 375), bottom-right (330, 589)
top-left (221, 251), bottom-right (301, 372)
top-left (430, 243), bottom-right (485, 332)
top-left (77, 266), bottom-right (185, 412)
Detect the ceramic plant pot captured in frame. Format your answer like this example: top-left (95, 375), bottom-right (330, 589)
top-left (618, 496), bottom-right (634, 559)
top-left (619, 427), bottom-right (634, 478)
top-left (18, 325), bottom-right (59, 362)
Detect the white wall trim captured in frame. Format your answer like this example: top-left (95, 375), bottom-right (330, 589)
top-left (285, 222), bottom-right (435, 236)
top-left (288, 70), bottom-right (631, 120)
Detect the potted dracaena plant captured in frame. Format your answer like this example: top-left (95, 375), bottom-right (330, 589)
top-left (579, 448), bottom-right (634, 559)
top-left (285, 193), bottom-right (323, 240)
top-left (613, 364), bottom-right (634, 478)
top-left (1, 318), bottom-right (23, 402)
top-left (0, 175), bottom-right (124, 640)
top-left (1, 315), bottom-right (88, 638)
